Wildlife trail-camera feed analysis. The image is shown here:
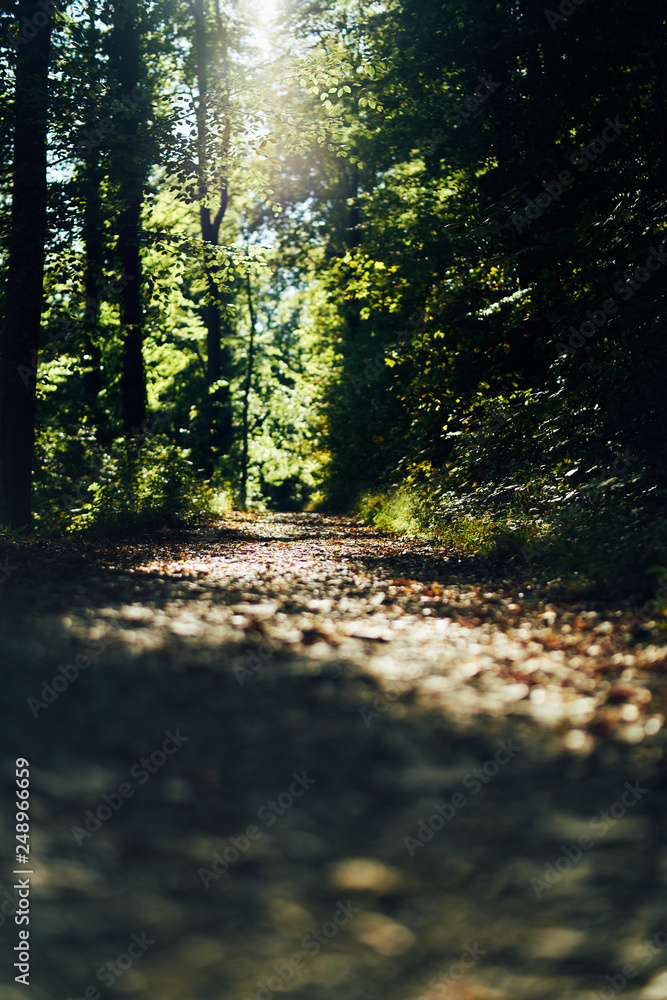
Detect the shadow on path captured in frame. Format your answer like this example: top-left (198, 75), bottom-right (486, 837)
top-left (0, 513), bottom-right (665, 1000)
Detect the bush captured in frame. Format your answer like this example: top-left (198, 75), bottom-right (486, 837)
top-left (34, 433), bottom-right (217, 536)
top-left (357, 462), bottom-right (667, 599)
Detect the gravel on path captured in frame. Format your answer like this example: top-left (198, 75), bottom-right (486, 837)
top-left (1, 512), bottom-right (667, 1000)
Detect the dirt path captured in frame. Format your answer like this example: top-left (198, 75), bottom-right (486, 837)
top-left (2, 512), bottom-right (667, 1000)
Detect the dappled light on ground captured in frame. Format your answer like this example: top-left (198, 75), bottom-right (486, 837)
top-left (2, 513), bottom-right (667, 1000)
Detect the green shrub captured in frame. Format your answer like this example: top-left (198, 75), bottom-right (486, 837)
top-left (34, 433), bottom-right (216, 536)
top-left (357, 465), bottom-right (667, 599)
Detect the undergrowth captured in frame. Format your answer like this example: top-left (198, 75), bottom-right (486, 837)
top-left (32, 432), bottom-right (231, 536)
top-left (358, 467), bottom-right (667, 600)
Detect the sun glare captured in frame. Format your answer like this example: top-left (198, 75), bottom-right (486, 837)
top-left (246, 0), bottom-right (280, 55)
top-left (254, 0), bottom-right (279, 19)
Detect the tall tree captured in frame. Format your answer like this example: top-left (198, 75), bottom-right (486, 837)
top-left (239, 269), bottom-right (256, 508)
top-left (107, 0), bottom-right (149, 437)
top-left (79, 1), bottom-right (104, 430)
top-left (192, 0), bottom-right (234, 475)
top-left (0, 0), bottom-right (53, 528)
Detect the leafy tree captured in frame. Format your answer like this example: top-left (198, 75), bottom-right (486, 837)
top-left (106, 0), bottom-right (151, 435)
top-left (0, 0), bottom-right (54, 528)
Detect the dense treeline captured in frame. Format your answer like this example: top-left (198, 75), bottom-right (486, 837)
top-left (302, 0), bottom-right (667, 596)
top-left (0, 0), bottom-right (340, 531)
top-left (0, 0), bottom-right (666, 595)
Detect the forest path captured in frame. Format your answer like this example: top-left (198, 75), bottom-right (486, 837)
top-left (2, 511), bottom-right (667, 1000)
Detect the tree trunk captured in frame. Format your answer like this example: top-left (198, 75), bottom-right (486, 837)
top-left (240, 272), bottom-right (257, 508)
top-left (109, 0), bottom-right (147, 437)
top-left (193, 0), bottom-right (233, 475)
top-left (80, 1), bottom-right (104, 432)
top-left (0, 0), bottom-right (52, 529)
top-left (81, 152), bottom-right (104, 426)
top-left (119, 193), bottom-right (145, 435)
